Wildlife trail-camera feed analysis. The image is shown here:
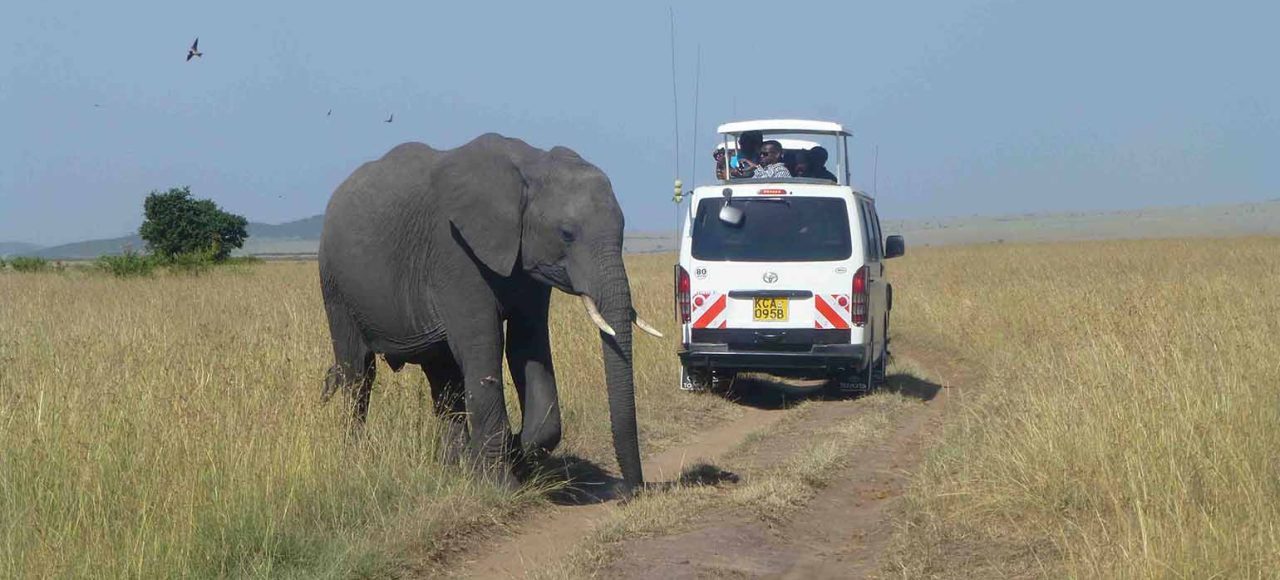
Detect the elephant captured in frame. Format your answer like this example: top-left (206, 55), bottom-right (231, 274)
top-left (318, 133), bottom-right (663, 496)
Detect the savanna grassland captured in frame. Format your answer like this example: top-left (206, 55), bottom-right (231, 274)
top-left (885, 237), bottom-right (1280, 577)
top-left (4, 237), bottom-right (1279, 579)
top-left (0, 255), bottom-right (739, 578)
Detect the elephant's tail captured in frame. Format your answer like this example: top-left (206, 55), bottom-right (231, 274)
top-left (321, 364), bottom-right (343, 403)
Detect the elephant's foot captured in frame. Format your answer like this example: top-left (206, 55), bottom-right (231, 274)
top-left (613, 479), bottom-right (646, 503)
top-left (437, 420), bottom-right (469, 466)
top-left (464, 439), bottom-right (525, 493)
top-left (490, 465), bottom-right (522, 493)
top-left (470, 456), bottom-right (521, 493)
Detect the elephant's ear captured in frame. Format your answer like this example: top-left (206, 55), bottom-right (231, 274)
top-left (438, 150), bottom-right (527, 277)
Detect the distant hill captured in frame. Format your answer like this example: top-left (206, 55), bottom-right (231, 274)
top-left (880, 200), bottom-right (1280, 246)
top-left (247, 215), bottom-right (324, 239)
top-left (10, 200), bottom-right (1280, 260)
top-left (0, 241), bottom-right (43, 258)
top-left (30, 235), bottom-right (145, 260)
top-left (23, 215), bottom-right (326, 260)
top-left (18, 213), bottom-right (679, 259)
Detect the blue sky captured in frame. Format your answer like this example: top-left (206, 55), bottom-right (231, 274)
top-left (1, 1), bottom-right (1276, 245)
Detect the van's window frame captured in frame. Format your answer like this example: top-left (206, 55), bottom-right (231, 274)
top-left (858, 199), bottom-right (879, 262)
top-left (869, 202), bottom-right (884, 259)
top-left (690, 196), bottom-right (853, 262)
top-left (719, 132), bottom-right (849, 186)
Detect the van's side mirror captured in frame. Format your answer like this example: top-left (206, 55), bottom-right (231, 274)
top-left (884, 235), bottom-right (905, 259)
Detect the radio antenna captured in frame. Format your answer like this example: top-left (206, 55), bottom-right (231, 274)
top-left (690, 43), bottom-right (702, 196)
top-left (872, 144), bottom-right (880, 198)
top-left (669, 7), bottom-right (683, 244)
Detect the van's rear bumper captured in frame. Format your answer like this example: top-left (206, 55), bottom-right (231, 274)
top-left (679, 328), bottom-right (866, 374)
top-left (679, 343), bottom-right (866, 374)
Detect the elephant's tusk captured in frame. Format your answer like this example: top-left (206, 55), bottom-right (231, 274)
top-left (633, 316), bottom-right (664, 338)
top-left (581, 295), bottom-right (616, 337)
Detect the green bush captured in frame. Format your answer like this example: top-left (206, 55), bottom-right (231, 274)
top-left (9, 257), bottom-right (49, 272)
top-left (139, 187), bottom-right (248, 262)
top-left (95, 251), bottom-right (157, 278)
top-left (0, 257), bottom-right (7, 270)
top-left (167, 248), bottom-right (215, 276)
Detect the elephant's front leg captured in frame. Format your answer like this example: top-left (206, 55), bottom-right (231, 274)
top-left (506, 289), bottom-right (562, 462)
top-left (452, 317), bottom-right (520, 490)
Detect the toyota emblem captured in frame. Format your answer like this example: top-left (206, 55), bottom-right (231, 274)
top-left (762, 271), bottom-right (778, 284)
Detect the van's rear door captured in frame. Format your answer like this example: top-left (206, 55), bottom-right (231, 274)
top-left (686, 194), bottom-right (857, 342)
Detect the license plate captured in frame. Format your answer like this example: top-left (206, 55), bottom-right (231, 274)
top-left (753, 297), bottom-right (789, 321)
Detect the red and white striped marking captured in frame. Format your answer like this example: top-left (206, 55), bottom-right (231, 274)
top-left (691, 292), bottom-right (728, 329)
top-left (814, 294), bottom-right (851, 329)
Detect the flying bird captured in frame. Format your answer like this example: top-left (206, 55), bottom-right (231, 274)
top-left (384, 113), bottom-right (393, 123)
top-left (326, 109), bottom-right (332, 117)
top-left (186, 38), bottom-right (202, 61)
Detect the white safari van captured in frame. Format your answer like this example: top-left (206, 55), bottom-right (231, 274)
top-left (675, 119), bottom-right (904, 394)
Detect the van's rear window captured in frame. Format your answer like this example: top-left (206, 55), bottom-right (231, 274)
top-left (691, 197), bottom-right (852, 262)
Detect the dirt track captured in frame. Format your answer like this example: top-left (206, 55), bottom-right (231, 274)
top-left (452, 340), bottom-right (965, 579)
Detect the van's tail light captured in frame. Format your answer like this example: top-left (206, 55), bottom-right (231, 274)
top-left (851, 266), bottom-right (868, 327)
top-left (676, 265), bottom-right (691, 323)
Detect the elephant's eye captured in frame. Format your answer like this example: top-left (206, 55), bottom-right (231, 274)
top-left (560, 229), bottom-right (576, 243)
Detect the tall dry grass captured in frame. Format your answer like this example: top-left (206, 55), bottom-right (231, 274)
top-left (0, 255), bottom-right (731, 578)
top-left (886, 238), bottom-right (1280, 577)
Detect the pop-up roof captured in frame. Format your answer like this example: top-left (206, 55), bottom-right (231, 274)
top-left (716, 119), bottom-right (850, 136)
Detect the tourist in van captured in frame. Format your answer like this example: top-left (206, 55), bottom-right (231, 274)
top-left (751, 140), bottom-right (792, 179)
top-left (791, 150), bottom-right (811, 178)
top-left (729, 130), bottom-right (764, 178)
top-left (807, 146), bottom-right (838, 182)
top-left (713, 147), bottom-right (727, 180)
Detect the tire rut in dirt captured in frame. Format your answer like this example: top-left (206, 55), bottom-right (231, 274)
top-left (602, 342), bottom-right (958, 579)
top-left (457, 404), bottom-right (791, 578)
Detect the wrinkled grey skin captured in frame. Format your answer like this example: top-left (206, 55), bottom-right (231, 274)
top-left (319, 133), bottom-right (644, 495)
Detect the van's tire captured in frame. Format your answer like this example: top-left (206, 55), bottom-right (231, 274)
top-left (709, 371), bottom-right (737, 394)
top-left (870, 345), bottom-right (887, 387)
top-left (874, 314), bottom-right (890, 385)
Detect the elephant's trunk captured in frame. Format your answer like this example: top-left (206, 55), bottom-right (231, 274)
top-left (592, 254), bottom-right (643, 496)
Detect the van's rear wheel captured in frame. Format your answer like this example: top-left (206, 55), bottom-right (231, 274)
top-left (870, 348), bottom-right (887, 387)
top-left (709, 371), bottom-right (737, 393)
top-left (873, 314), bottom-right (890, 385)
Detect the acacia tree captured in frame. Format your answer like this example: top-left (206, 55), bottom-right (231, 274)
top-left (139, 187), bottom-right (248, 261)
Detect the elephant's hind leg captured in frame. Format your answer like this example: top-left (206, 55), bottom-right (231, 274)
top-left (422, 345), bottom-right (468, 465)
top-left (323, 302), bottom-right (376, 429)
